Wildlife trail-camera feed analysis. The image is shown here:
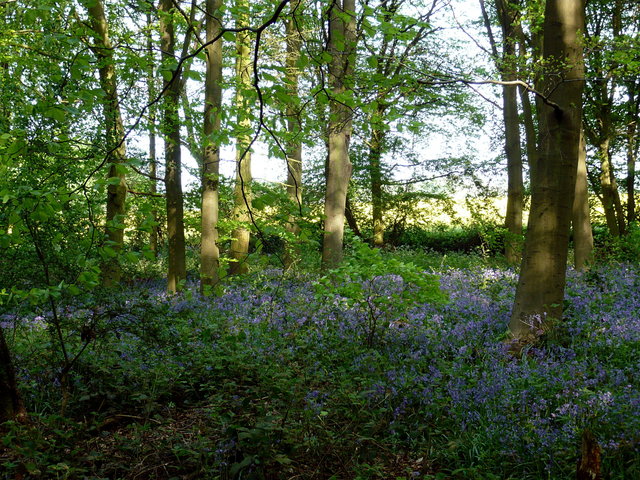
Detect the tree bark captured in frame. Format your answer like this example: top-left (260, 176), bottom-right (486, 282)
top-left (626, 82), bottom-right (639, 225)
top-left (83, 0), bottom-right (128, 287)
top-left (284, 0), bottom-right (303, 267)
top-left (200, 0), bottom-right (223, 291)
top-left (369, 125), bottom-right (385, 248)
top-left (0, 327), bottom-right (25, 424)
top-left (229, 0), bottom-right (253, 276)
top-left (496, 0), bottom-right (523, 264)
top-left (598, 136), bottom-right (625, 236)
top-left (481, 0), bottom-right (523, 264)
top-left (509, 0), bottom-right (585, 344)
top-left (321, 0), bottom-right (357, 269)
top-left (159, 0), bottom-right (187, 292)
top-left (147, 11), bottom-right (160, 257)
top-left (573, 131), bottom-right (593, 270)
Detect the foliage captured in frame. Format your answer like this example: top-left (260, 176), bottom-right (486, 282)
top-left (388, 223), bottom-right (508, 256)
top-left (593, 222), bottom-right (640, 263)
top-left (315, 236), bottom-right (448, 346)
top-left (1, 253), bottom-right (640, 479)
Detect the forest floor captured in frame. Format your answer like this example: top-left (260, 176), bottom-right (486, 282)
top-left (1, 252), bottom-right (639, 479)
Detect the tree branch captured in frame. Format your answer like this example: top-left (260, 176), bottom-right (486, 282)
top-left (417, 76), bottom-right (563, 113)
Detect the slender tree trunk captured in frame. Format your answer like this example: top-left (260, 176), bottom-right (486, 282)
top-left (626, 83), bottom-right (638, 225)
top-left (502, 77), bottom-right (523, 264)
top-left (200, 0), bottom-right (223, 291)
top-left (284, 0), bottom-right (303, 267)
top-left (481, 0), bottom-right (523, 263)
top-left (499, 4), bottom-right (523, 263)
top-left (598, 137), bottom-right (625, 236)
top-left (229, 0), bottom-right (253, 276)
top-left (322, 0), bottom-right (356, 268)
top-left (159, 0), bottom-right (187, 292)
top-left (515, 22), bottom-right (540, 184)
top-left (573, 131), bottom-right (593, 270)
top-left (345, 193), bottom-right (363, 239)
top-left (147, 12), bottom-right (159, 257)
top-left (0, 327), bottom-right (25, 424)
top-left (369, 125), bottom-right (385, 247)
top-left (83, 0), bottom-right (128, 287)
top-left (509, 0), bottom-right (585, 344)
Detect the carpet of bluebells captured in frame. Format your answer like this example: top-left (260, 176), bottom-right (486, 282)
top-left (1, 256), bottom-right (640, 479)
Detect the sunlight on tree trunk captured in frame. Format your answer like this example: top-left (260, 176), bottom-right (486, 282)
top-left (160, 0), bottom-right (187, 293)
top-left (83, 0), bottom-right (128, 287)
top-left (322, 0), bottom-right (356, 269)
top-left (509, 0), bottom-right (585, 345)
top-left (200, 0), bottom-right (224, 291)
top-left (229, 0), bottom-right (253, 276)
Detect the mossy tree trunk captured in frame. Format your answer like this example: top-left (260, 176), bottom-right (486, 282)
top-left (83, 0), bottom-right (128, 287)
top-left (159, 0), bottom-right (187, 292)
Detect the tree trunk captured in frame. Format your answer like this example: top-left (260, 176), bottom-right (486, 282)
top-left (509, 0), bottom-right (585, 344)
top-left (573, 131), bottom-right (593, 270)
top-left (515, 23), bottom-right (540, 184)
top-left (481, 0), bottom-right (523, 264)
top-left (159, 0), bottom-right (187, 293)
top-left (147, 12), bottom-right (159, 257)
top-left (284, 0), bottom-right (303, 267)
top-left (0, 327), bottom-right (25, 424)
top-left (369, 125), bottom-right (385, 248)
top-left (498, 0), bottom-right (523, 264)
top-left (229, 0), bottom-right (253, 276)
top-left (598, 138), bottom-right (625, 236)
top-left (626, 83), bottom-right (638, 225)
top-left (321, 0), bottom-right (357, 269)
top-left (200, 0), bottom-right (223, 291)
top-left (83, 0), bottom-right (128, 287)
top-left (345, 193), bottom-right (363, 239)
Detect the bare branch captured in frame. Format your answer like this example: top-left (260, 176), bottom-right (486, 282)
top-left (417, 76), bottom-right (563, 113)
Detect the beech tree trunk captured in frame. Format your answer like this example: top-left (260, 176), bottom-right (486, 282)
top-left (0, 327), bottom-right (25, 423)
top-left (626, 82), bottom-right (639, 225)
top-left (321, 0), bottom-right (356, 268)
top-left (509, 0), bottom-right (585, 344)
top-left (200, 0), bottom-right (223, 291)
top-left (159, 0), bottom-right (187, 292)
top-left (573, 131), bottom-right (594, 270)
top-left (147, 12), bottom-right (159, 257)
top-left (480, 0), bottom-right (523, 263)
top-left (598, 138), bottom-right (625, 236)
top-left (83, 0), bottom-right (128, 287)
top-left (497, 0), bottom-right (523, 264)
top-left (369, 125), bottom-right (385, 248)
top-left (229, 0), bottom-right (253, 276)
top-left (284, 0), bottom-right (303, 267)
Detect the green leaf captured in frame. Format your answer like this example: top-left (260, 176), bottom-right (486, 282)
top-left (44, 107), bottom-right (66, 123)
